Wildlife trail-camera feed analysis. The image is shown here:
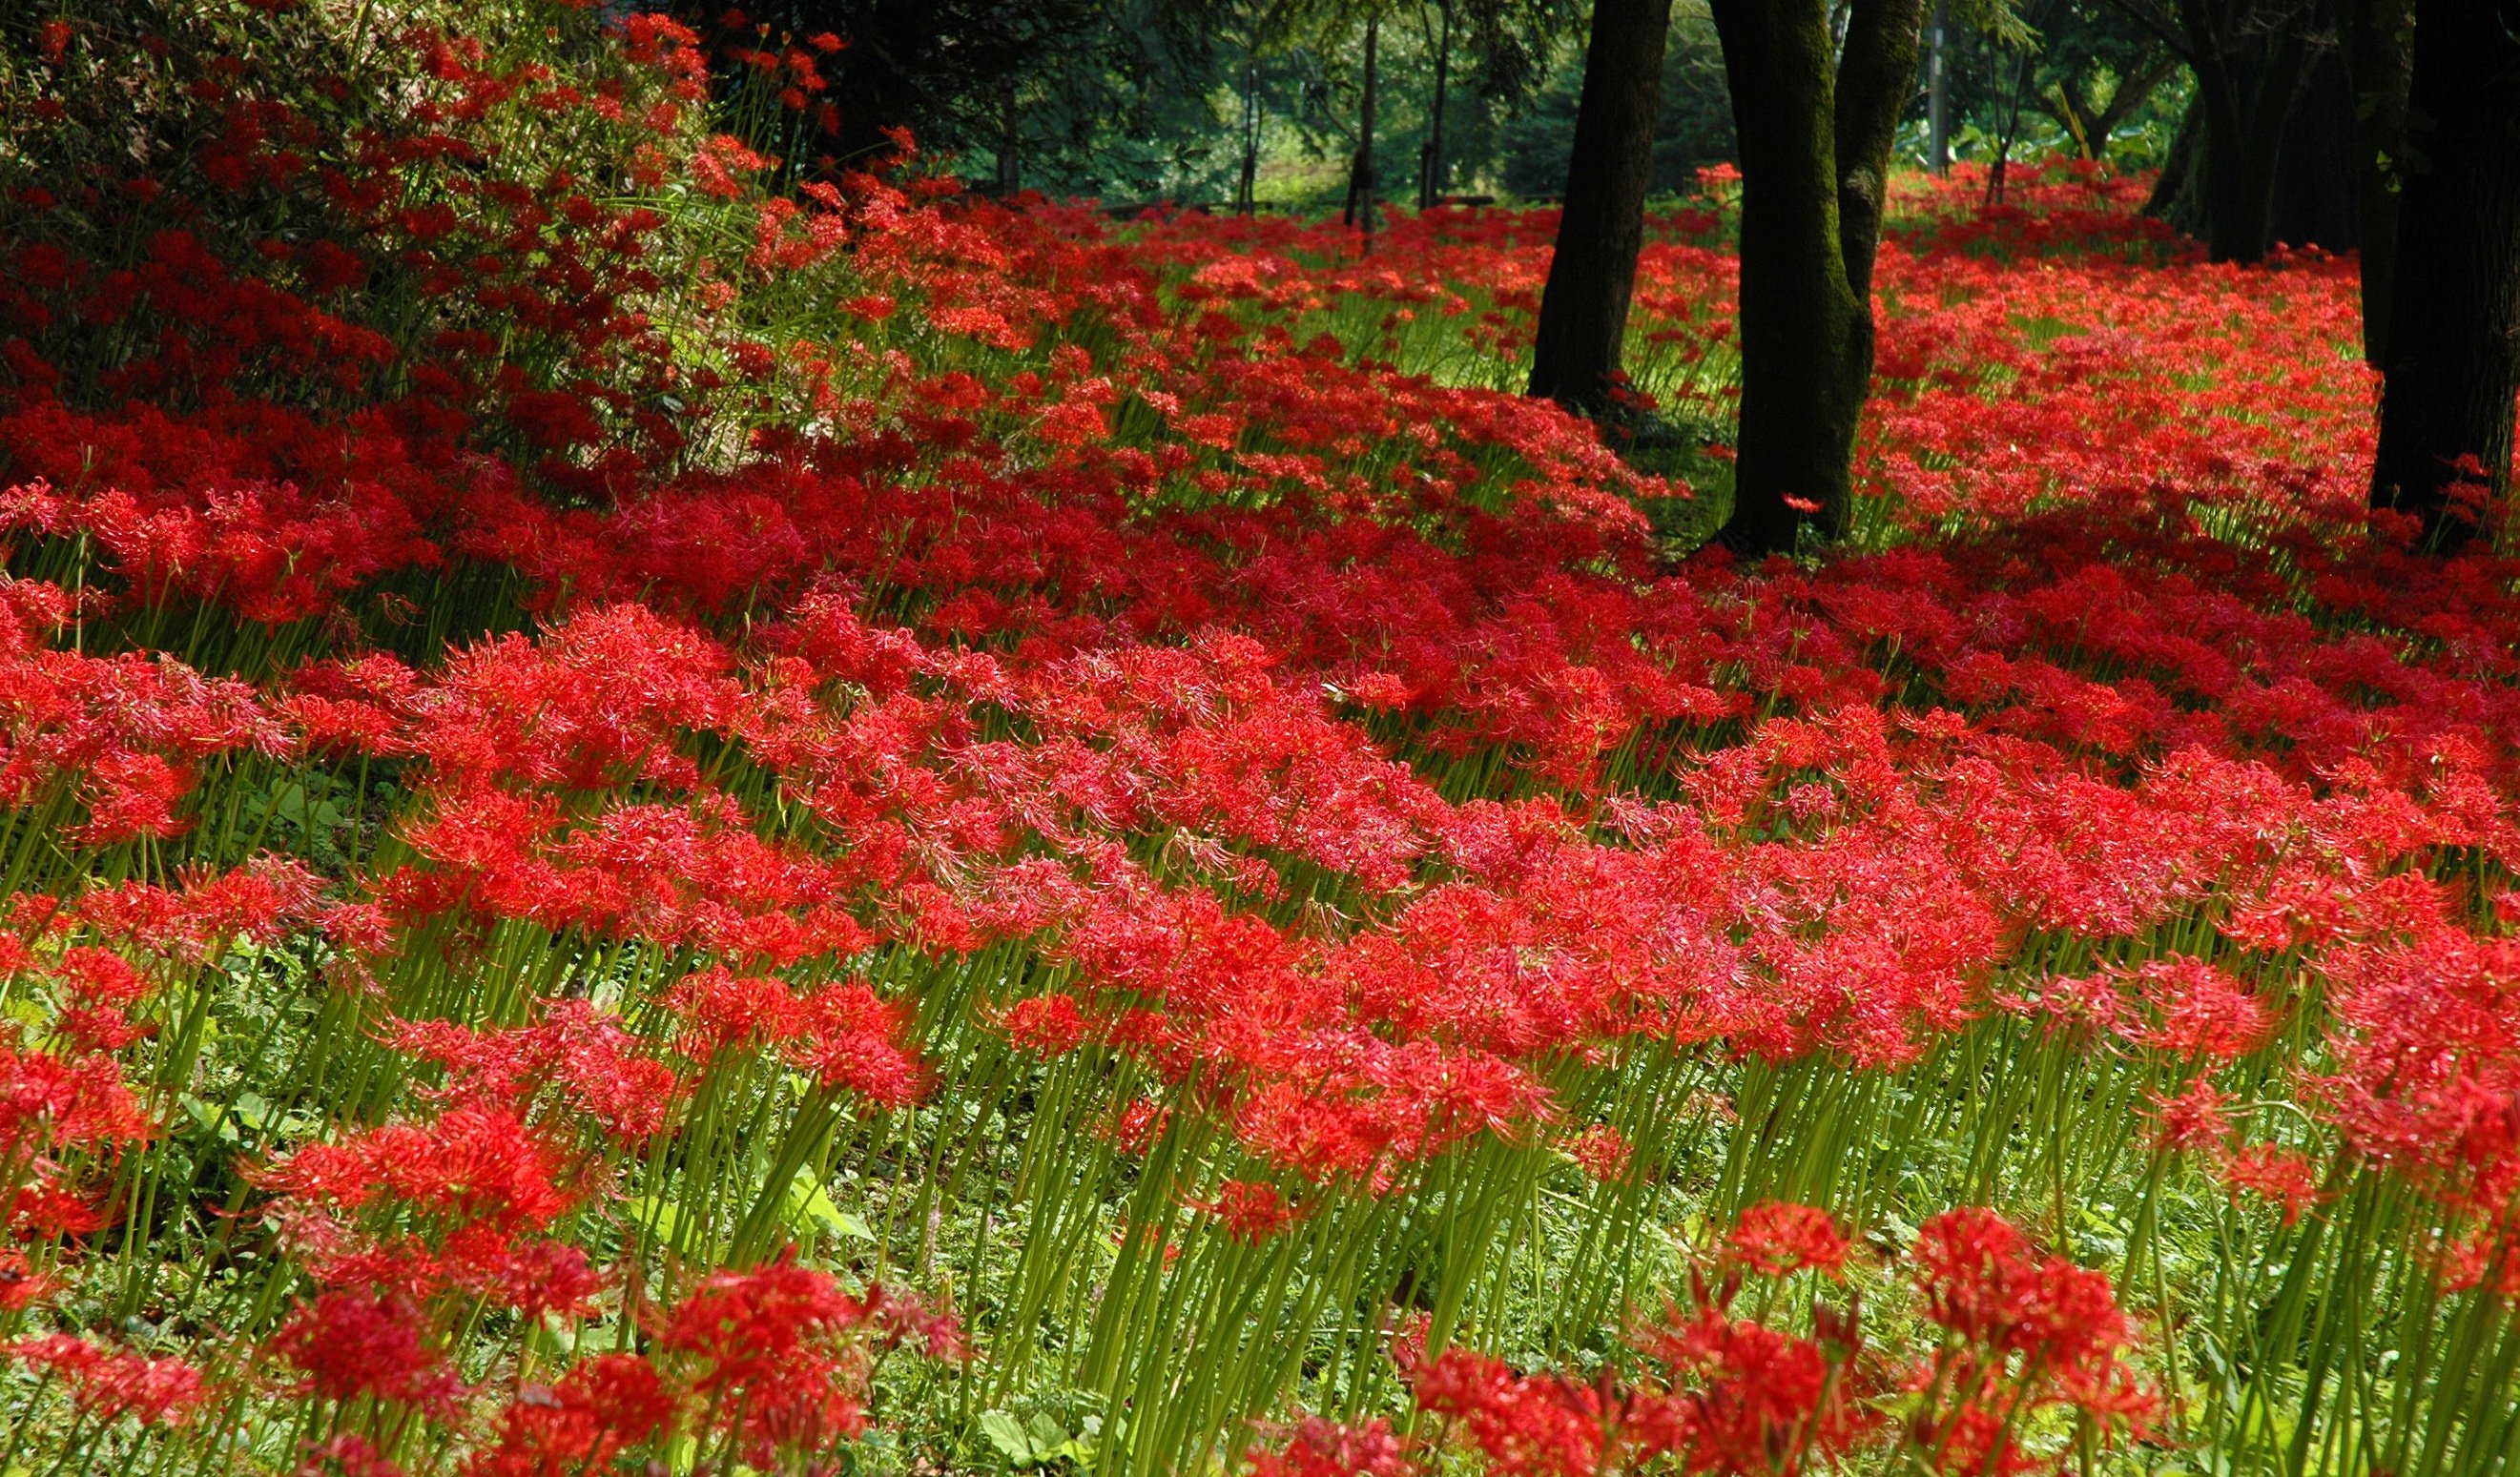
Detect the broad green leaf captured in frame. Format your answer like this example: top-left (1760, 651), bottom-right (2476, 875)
top-left (784, 1172), bottom-right (877, 1241)
top-left (979, 1410), bottom-right (1035, 1466)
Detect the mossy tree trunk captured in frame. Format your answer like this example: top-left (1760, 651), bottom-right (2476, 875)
top-left (2367, 0), bottom-right (2520, 550)
top-left (1706, 0), bottom-right (1923, 555)
top-left (1526, 0), bottom-right (1676, 414)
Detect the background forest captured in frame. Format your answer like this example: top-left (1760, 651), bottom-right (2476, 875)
top-left (722, 1), bottom-right (2232, 221)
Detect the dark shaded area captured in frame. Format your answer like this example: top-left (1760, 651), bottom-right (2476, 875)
top-left (2368, 0), bottom-right (2520, 549)
top-left (2148, 43), bottom-right (2356, 256)
top-left (710, 0), bottom-right (1223, 190)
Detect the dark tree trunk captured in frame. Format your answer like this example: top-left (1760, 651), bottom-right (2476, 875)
top-left (2221, 19), bottom-right (2311, 258)
top-left (2153, 7), bottom-right (2352, 262)
top-left (2148, 92), bottom-right (2205, 224)
top-left (1985, 12), bottom-right (2043, 205)
top-left (1238, 91), bottom-right (1260, 212)
top-left (2368, 0), bottom-right (2520, 550)
top-left (1928, 1), bottom-right (1951, 174)
top-left (1237, 38), bottom-right (1262, 215)
top-left (2342, 0), bottom-right (2413, 363)
top-left (2176, 0), bottom-right (2321, 263)
top-left (2268, 46), bottom-right (2358, 249)
top-left (1526, 0), bottom-right (1676, 413)
top-left (1345, 18), bottom-right (1381, 238)
top-left (1706, 0), bottom-right (1923, 554)
top-left (994, 84), bottom-right (1021, 196)
top-left (1419, 1), bottom-right (1454, 211)
top-left (2180, 2), bottom-right (2253, 252)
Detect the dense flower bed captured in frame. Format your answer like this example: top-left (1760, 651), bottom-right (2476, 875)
top-left (2, 4), bottom-right (2516, 1476)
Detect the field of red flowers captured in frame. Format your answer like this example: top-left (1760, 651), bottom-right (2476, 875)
top-left (4, 5), bottom-right (2518, 1477)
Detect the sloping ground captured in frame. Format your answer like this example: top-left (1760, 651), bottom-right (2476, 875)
top-left (2, 7), bottom-right (2517, 1476)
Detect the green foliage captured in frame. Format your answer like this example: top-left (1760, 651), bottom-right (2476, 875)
top-left (1496, 7), bottom-right (1735, 200)
top-left (1905, 0), bottom-right (2191, 172)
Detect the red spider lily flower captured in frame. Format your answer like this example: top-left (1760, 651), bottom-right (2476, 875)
top-left (6, 1333), bottom-right (206, 1425)
top-left (2220, 1142), bottom-right (2326, 1226)
top-left (2128, 955), bottom-right (2276, 1064)
top-left (1906, 1208), bottom-right (2154, 1470)
top-left (1247, 1416), bottom-right (1417, 1477)
top-left (1913, 1208), bottom-right (2143, 1383)
top-left (1640, 1301), bottom-right (1871, 1477)
top-left (692, 133), bottom-right (769, 199)
top-left (662, 964), bottom-right (805, 1060)
top-left (269, 1289), bottom-right (466, 1416)
top-left (1565, 1124), bottom-right (1631, 1183)
top-left (48, 947), bottom-right (152, 1006)
top-left (298, 1434), bottom-right (404, 1477)
top-left (9, 1167), bottom-right (114, 1239)
top-left (466, 1353), bottom-right (675, 1477)
top-left (0, 1039), bottom-right (154, 1156)
top-left (1727, 1201), bottom-right (1852, 1280)
top-left (0, 1248), bottom-right (59, 1311)
top-left (1911, 1208), bottom-right (2037, 1346)
top-left (788, 979), bottom-right (925, 1106)
top-left (53, 1003), bottom-right (151, 1052)
top-left (1197, 1179), bottom-right (1305, 1243)
top-left (443, 1231), bottom-right (609, 1322)
top-left (2148, 1078), bottom-right (2235, 1155)
top-left (1109, 1098), bottom-right (1171, 1155)
top-left (660, 1254), bottom-right (880, 1463)
top-left (1409, 1345), bottom-right (1617, 1477)
top-left (660, 1254), bottom-right (871, 1390)
top-left (262, 1103), bottom-right (580, 1235)
top-left (23, 13), bottom-right (2520, 1470)
top-left (75, 857), bottom-right (327, 960)
top-left (864, 1282), bottom-right (967, 1361)
top-left (388, 1001), bottom-right (682, 1139)
top-left (1001, 991), bottom-right (1091, 1056)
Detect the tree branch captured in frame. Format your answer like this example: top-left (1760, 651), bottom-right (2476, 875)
top-left (2101, 0), bottom-right (2194, 59)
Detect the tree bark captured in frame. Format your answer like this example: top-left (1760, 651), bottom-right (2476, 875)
top-left (1237, 46), bottom-right (1261, 214)
top-left (1835, 0), bottom-right (1924, 301)
top-left (2176, 0), bottom-right (2321, 263)
top-left (2153, 34), bottom-right (2360, 255)
top-left (994, 84), bottom-right (1021, 196)
top-left (2180, 1), bottom-right (2251, 251)
top-left (2368, 0), bottom-right (2520, 551)
top-left (1345, 17), bottom-right (1381, 238)
top-left (2221, 17), bottom-right (2312, 258)
top-left (1928, 1), bottom-right (1951, 174)
top-left (2050, 54), bottom-right (2177, 160)
top-left (1707, 0), bottom-right (1923, 554)
top-left (1419, 0), bottom-right (1454, 210)
top-left (1985, 18), bottom-right (2042, 205)
top-left (1526, 0), bottom-right (1676, 413)
top-left (2148, 91), bottom-right (2205, 221)
top-left (2267, 45), bottom-right (2359, 251)
top-left (2342, 0), bottom-right (2412, 363)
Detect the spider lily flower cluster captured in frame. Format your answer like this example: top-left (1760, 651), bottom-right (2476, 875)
top-left (0, 3), bottom-right (2516, 1475)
